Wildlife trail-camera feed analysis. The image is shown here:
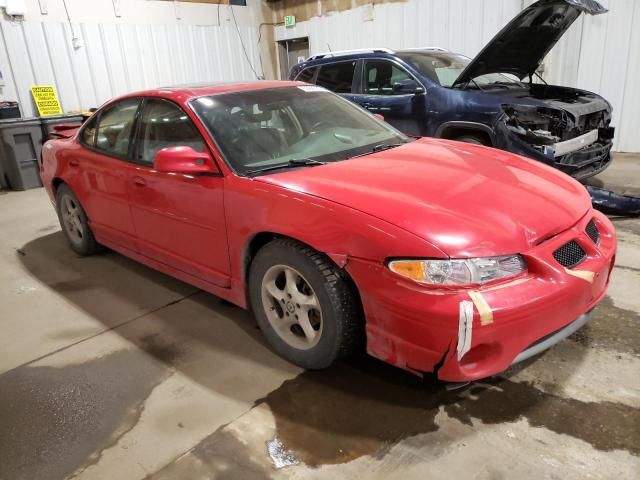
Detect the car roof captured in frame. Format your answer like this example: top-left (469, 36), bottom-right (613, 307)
top-left (293, 47), bottom-right (451, 73)
top-left (110, 80), bottom-right (305, 104)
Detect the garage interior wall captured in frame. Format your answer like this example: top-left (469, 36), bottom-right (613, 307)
top-left (273, 0), bottom-right (639, 153)
top-left (0, 0), bottom-right (268, 118)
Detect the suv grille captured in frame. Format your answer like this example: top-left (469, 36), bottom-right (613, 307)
top-left (586, 220), bottom-right (600, 244)
top-left (553, 241), bottom-right (586, 268)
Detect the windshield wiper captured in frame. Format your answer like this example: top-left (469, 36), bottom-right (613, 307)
top-left (246, 158), bottom-right (326, 177)
top-left (347, 142), bottom-right (406, 160)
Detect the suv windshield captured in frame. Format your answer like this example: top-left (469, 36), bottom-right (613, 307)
top-left (191, 86), bottom-right (408, 175)
top-left (397, 51), bottom-right (523, 88)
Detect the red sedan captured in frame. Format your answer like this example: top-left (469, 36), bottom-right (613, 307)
top-left (40, 81), bottom-right (616, 382)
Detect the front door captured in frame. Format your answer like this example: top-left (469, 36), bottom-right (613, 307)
top-left (352, 59), bottom-right (426, 136)
top-left (127, 98), bottom-right (230, 288)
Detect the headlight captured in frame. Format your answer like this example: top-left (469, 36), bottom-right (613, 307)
top-left (388, 255), bottom-right (526, 286)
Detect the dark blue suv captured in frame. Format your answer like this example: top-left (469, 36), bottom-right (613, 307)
top-left (290, 0), bottom-right (614, 180)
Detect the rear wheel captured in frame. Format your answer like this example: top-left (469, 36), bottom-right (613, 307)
top-left (56, 184), bottom-right (102, 256)
top-left (249, 238), bottom-right (361, 369)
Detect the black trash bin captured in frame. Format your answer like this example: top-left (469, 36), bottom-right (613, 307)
top-left (0, 101), bottom-right (21, 120)
top-left (40, 114), bottom-right (84, 141)
top-left (0, 118), bottom-right (44, 190)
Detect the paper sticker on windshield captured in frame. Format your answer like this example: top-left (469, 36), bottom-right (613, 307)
top-left (297, 85), bottom-right (326, 93)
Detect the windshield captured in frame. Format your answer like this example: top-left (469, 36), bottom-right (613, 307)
top-left (190, 86), bottom-right (408, 175)
top-left (397, 51), bottom-right (523, 88)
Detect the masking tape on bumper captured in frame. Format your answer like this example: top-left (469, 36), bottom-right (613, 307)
top-left (564, 268), bottom-right (595, 283)
top-left (457, 300), bottom-right (474, 360)
top-left (468, 290), bottom-right (494, 325)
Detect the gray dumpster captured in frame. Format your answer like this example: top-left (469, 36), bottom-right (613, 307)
top-left (0, 118), bottom-right (44, 190)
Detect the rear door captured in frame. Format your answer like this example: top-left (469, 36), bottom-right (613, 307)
top-left (351, 59), bottom-right (426, 136)
top-left (71, 98), bottom-right (141, 250)
top-left (127, 97), bottom-right (230, 288)
top-left (314, 60), bottom-right (360, 103)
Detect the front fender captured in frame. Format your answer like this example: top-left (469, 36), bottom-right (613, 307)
top-left (224, 175), bottom-right (447, 302)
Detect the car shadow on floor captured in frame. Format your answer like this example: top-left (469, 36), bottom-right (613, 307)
top-left (18, 231), bottom-right (634, 470)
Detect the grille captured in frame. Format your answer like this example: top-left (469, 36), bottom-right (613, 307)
top-left (586, 220), bottom-right (600, 244)
top-left (553, 240), bottom-right (586, 268)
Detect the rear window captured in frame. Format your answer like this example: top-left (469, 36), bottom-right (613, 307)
top-left (315, 61), bottom-right (356, 94)
top-left (296, 67), bottom-right (316, 83)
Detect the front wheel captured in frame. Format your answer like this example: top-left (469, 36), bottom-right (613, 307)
top-left (249, 238), bottom-right (361, 369)
top-left (455, 134), bottom-right (487, 146)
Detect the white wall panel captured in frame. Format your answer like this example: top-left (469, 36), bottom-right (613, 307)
top-left (275, 0), bottom-right (520, 58)
top-left (275, 0), bottom-right (639, 153)
top-left (0, 18), bottom-right (261, 117)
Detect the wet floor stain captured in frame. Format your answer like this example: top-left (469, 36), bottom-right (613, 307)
top-left (570, 295), bottom-right (640, 356)
top-left (0, 349), bottom-right (170, 480)
top-left (611, 217), bottom-right (640, 236)
top-left (258, 356), bottom-right (640, 467)
top-left (444, 380), bottom-right (639, 454)
top-left (139, 333), bottom-right (184, 364)
top-left (149, 428), bottom-right (272, 480)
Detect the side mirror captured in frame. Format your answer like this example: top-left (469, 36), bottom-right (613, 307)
top-left (373, 113), bottom-right (385, 122)
top-left (154, 146), bottom-right (218, 175)
top-left (392, 79), bottom-right (424, 95)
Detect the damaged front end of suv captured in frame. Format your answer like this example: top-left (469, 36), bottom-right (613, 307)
top-left (497, 85), bottom-right (615, 180)
top-left (443, 0), bottom-right (616, 181)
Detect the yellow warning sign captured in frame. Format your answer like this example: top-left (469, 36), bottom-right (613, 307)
top-left (30, 85), bottom-right (63, 116)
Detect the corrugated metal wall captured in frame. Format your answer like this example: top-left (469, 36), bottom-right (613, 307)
top-left (275, 0), bottom-right (521, 60)
top-left (0, 20), bottom-right (260, 118)
top-left (275, 0), bottom-right (639, 153)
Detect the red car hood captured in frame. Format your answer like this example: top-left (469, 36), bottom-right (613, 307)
top-left (255, 138), bottom-right (591, 257)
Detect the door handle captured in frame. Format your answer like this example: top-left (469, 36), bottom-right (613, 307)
top-left (69, 159), bottom-right (79, 167)
top-left (132, 176), bottom-right (146, 187)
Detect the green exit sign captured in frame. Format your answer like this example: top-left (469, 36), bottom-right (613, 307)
top-left (284, 15), bottom-right (296, 27)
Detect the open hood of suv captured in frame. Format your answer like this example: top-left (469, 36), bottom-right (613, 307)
top-left (452, 0), bottom-right (607, 87)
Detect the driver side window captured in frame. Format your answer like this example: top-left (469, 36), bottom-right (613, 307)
top-left (364, 60), bottom-right (412, 95)
top-left (135, 99), bottom-right (206, 165)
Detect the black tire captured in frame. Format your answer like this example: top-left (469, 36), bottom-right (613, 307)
top-left (55, 184), bottom-right (102, 256)
top-left (455, 134), bottom-right (487, 146)
top-left (249, 238), bottom-right (361, 369)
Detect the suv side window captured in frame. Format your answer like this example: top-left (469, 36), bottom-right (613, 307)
top-left (136, 99), bottom-right (206, 165)
top-left (364, 60), bottom-right (412, 95)
top-left (94, 99), bottom-right (140, 157)
top-left (296, 67), bottom-right (316, 83)
top-left (316, 61), bottom-right (356, 94)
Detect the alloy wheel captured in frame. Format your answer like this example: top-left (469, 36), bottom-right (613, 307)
top-left (61, 195), bottom-right (84, 244)
top-left (261, 264), bottom-right (323, 350)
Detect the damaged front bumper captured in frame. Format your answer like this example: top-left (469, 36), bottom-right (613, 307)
top-left (346, 210), bottom-right (616, 382)
top-left (496, 121), bottom-right (614, 181)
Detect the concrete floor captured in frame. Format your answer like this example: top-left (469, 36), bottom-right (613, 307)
top-left (1, 155), bottom-right (639, 480)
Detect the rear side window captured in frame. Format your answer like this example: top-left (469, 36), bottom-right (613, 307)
top-left (316, 61), bottom-right (356, 94)
top-left (81, 117), bottom-right (97, 147)
top-left (136, 99), bottom-right (206, 165)
top-left (94, 99), bottom-right (140, 157)
top-left (295, 67), bottom-right (316, 83)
